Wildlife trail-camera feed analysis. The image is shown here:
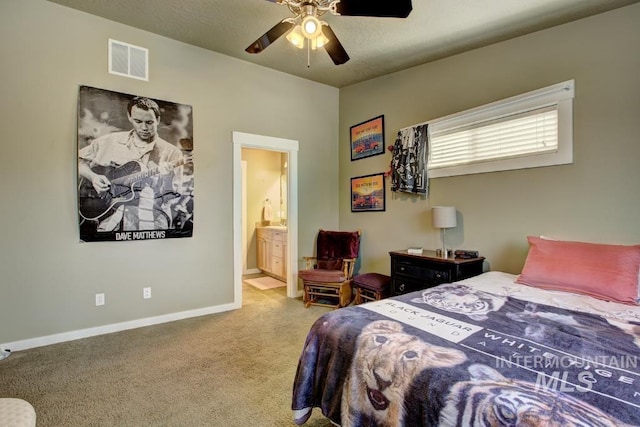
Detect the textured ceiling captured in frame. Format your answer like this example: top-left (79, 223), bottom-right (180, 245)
top-left (46, 0), bottom-right (639, 88)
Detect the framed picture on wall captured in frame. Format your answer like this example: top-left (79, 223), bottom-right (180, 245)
top-left (350, 115), bottom-right (385, 161)
top-left (77, 85), bottom-right (195, 242)
top-left (351, 173), bottom-right (386, 212)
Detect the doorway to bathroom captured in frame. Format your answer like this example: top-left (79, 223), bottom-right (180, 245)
top-left (232, 132), bottom-right (299, 304)
top-left (241, 148), bottom-right (288, 283)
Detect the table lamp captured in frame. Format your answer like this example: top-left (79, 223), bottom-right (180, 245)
top-left (432, 206), bottom-right (457, 257)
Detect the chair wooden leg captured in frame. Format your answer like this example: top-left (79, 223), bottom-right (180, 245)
top-left (338, 281), bottom-right (353, 308)
top-left (302, 281), bottom-right (354, 309)
top-left (303, 285), bottom-right (313, 308)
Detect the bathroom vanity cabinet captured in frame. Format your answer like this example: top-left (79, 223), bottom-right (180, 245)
top-left (257, 226), bottom-right (287, 281)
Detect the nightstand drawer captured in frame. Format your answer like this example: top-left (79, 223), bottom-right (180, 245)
top-left (393, 261), bottom-right (450, 282)
top-left (392, 277), bottom-right (440, 296)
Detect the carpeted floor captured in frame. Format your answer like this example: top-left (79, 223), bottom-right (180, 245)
top-left (0, 283), bottom-right (335, 426)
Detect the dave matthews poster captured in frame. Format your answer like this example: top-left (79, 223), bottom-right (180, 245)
top-left (77, 86), bottom-right (194, 242)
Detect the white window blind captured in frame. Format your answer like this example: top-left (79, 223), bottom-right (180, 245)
top-left (427, 80), bottom-right (574, 177)
top-left (430, 105), bottom-right (558, 169)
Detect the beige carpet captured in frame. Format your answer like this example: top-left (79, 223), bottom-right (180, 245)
top-left (245, 276), bottom-right (286, 290)
top-left (0, 283), bottom-right (334, 426)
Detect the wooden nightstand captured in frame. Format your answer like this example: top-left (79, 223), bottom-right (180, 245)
top-left (389, 250), bottom-right (485, 296)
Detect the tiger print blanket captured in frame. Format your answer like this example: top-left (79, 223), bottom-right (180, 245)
top-left (291, 283), bottom-right (640, 426)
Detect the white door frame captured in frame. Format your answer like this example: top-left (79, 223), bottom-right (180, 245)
top-left (232, 131), bottom-right (299, 302)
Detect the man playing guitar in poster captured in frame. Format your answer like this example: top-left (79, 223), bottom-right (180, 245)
top-left (78, 96), bottom-right (189, 234)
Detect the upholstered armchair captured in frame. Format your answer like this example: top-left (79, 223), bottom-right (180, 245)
top-left (299, 229), bottom-right (360, 309)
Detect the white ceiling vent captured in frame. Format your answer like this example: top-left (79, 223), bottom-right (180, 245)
top-left (108, 39), bottom-right (148, 81)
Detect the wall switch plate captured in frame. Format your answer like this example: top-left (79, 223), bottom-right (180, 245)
top-left (95, 293), bottom-right (105, 306)
top-left (143, 287), bottom-right (151, 299)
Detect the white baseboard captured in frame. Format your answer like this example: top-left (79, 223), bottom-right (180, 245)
top-left (2, 301), bottom-right (240, 352)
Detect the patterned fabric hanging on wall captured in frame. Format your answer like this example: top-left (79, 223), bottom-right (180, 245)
top-left (390, 123), bottom-right (428, 195)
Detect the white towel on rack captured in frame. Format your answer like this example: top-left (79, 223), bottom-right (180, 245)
top-left (263, 204), bottom-right (273, 221)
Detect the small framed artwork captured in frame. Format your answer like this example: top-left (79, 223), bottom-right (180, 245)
top-left (350, 115), bottom-right (385, 161)
top-left (351, 173), bottom-right (386, 212)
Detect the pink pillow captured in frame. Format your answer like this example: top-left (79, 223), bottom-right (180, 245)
top-left (516, 236), bottom-right (640, 305)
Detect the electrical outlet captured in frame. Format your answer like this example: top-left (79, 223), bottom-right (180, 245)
top-left (95, 293), bottom-right (105, 306)
top-left (143, 287), bottom-right (151, 299)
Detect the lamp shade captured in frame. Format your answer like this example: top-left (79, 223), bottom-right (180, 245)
top-left (432, 206), bottom-right (457, 228)
top-left (286, 25), bottom-right (305, 49)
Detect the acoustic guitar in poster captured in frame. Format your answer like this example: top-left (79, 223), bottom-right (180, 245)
top-left (78, 155), bottom-right (192, 221)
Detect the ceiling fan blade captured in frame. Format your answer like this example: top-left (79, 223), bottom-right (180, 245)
top-left (245, 20), bottom-right (295, 54)
top-left (334, 0), bottom-right (412, 18)
top-left (322, 25), bottom-right (349, 65)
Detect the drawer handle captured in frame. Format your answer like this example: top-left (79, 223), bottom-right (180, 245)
top-left (400, 266), bottom-right (406, 271)
top-left (435, 273), bottom-right (441, 278)
top-left (399, 283), bottom-right (405, 292)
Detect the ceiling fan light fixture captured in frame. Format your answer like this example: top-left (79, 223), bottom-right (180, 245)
top-left (286, 25), bottom-right (305, 49)
top-left (301, 15), bottom-right (322, 39)
top-left (310, 30), bottom-right (329, 50)
top-left (246, 0), bottom-right (413, 66)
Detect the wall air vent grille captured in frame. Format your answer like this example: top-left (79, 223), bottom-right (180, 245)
top-left (108, 39), bottom-right (148, 81)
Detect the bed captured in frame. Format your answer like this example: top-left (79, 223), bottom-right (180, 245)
top-left (292, 237), bottom-right (640, 426)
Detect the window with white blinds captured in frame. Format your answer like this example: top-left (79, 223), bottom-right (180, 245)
top-left (427, 80), bottom-right (574, 177)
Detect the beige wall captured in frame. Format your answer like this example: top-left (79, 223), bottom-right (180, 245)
top-left (339, 4), bottom-right (640, 275)
top-left (0, 0), bottom-right (339, 345)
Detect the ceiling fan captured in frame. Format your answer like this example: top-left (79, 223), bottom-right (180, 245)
top-left (245, 0), bottom-right (413, 65)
